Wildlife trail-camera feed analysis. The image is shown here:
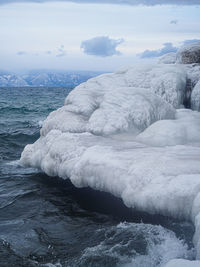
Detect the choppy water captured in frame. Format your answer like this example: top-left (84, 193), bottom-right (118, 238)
top-left (0, 87), bottom-right (196, 267)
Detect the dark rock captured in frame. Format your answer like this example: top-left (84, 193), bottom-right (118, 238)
top-left (176, 43), bottom-right (200, 64)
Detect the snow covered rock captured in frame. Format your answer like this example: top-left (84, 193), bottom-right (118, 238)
top-left (20, 63), bottom-right (199, 221)
top-left (176, 43), bottom-right (200, 64)
top-left (41, 63), bottom-right (187, 137)
top-left (20, 62), bottom-right (200, 263)
top-left (191, 80), bottom-right (200, 111)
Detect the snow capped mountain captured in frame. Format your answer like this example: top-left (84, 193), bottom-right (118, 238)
top-left (0, 70), bottom-right (102, 87)
top-left (0, 74), bottom-right (28, 87)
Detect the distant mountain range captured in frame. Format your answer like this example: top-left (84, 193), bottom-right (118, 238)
top-left (0, 70), bottom-right (103, 87)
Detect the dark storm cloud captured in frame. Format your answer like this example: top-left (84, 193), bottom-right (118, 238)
top-left (0, 0), bottom-right (200, 5)
top-left (81, 36), bottom-right (124, 57)
top-left (139, 43), bottom-right (178, 58)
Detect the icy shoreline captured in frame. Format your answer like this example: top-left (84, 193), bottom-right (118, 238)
top-left (20, 44), bottom-right (200, 266)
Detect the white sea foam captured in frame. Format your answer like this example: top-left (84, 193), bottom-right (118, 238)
top-left (77, 222), bottom-right (191, 267)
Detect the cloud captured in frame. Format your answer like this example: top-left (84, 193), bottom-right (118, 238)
top-left (139, 43), bottom-right (178, 58)
top-left (0, 0), bottom-right (200, 5)
top-left (17, 51), bottom-right (27, 55)
top-left (81, 36), bottom-right (124, 57)
top-left (170, 19), bottom-right (178, 24)
top-left (17, 47), bottom-right (68, 58)
top-left (183, 39), bottom-right (200, 45)
top-left (17, 51), bottom-right (40, 56)
top-left (56, 45), bottom-right (67, 57)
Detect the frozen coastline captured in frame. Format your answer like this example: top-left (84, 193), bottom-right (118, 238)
top-left (20, 44), bottom-right (200, 266)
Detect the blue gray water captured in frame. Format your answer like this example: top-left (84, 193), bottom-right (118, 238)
top-left (0, 87), bottom-right (195, 267)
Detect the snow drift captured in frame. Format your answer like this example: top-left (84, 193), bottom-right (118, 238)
top-left (20, 43), bottom-right (200, 266)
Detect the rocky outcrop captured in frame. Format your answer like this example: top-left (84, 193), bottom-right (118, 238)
top-left (176, 43), bottom-right (200, 64)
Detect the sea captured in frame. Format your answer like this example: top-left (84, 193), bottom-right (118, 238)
top-left (0, 87), bottom-right (196, 267)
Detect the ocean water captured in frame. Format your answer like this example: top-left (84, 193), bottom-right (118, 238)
top-left (0, 87), bottom-right (196, 267)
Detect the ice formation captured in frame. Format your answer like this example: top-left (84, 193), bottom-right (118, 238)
top-left (136, 109), bottom-right (200, 146)
top-left (191, 80), bottom-right (200, 111)
top-left (158, 52), bottom-right (176, 64)
top-left (20, 44), bottom-right (200, 266)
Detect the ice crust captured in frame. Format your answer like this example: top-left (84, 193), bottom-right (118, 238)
top-left (20, 62), bottom-right (200, 265)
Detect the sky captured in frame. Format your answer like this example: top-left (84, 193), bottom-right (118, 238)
top-left (0, 0), bottom-right (200, 72)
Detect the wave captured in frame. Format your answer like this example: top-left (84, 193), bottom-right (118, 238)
top-left (0, 175), bottom-right (195, 267)
top-left (0, 106), bottom-right (38, 114)
top-left (0, 105), bottom-right (55, 115)
top-left (0, 131), bottom-right (40, 160)
top-left (0, 131), bottom-right (39, 145)
top-left (2, 222), bottom-right (190, 267)
top-left (65, 222), bottom-right (193, 267)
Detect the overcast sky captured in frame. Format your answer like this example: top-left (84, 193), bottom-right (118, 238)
top-left (0, 0), bottom-right (200, 72)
